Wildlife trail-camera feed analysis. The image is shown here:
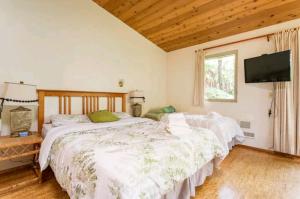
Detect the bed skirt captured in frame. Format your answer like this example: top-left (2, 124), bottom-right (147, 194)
top-left (228, 138), bottom-right (242, 150)
top-left (161, 161), bottom-right (214, 199)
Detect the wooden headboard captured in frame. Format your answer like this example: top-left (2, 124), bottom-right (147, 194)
top-left (37, 89), bottom-right (127, 134)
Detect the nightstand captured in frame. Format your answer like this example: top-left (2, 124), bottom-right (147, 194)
top-left (0, 133), bottom-right (42, 195)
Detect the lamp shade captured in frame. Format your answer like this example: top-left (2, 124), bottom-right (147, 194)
top-left (1, 82), bottom-right (38, 106)
top-left (129, 90), bottom-right (145, 104)
top-left (0, 84), bottom-right (4, 99)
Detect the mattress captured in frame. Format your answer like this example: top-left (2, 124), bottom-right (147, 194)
top-left (39, 117), bottom-right (225, 199)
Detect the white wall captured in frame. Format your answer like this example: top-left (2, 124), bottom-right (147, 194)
top-left (167, 19), bottom-right (300, 150)
top-left (0, 0), bottom-right (167, 131)
top-left (0, 0), bottom-right (167, 168)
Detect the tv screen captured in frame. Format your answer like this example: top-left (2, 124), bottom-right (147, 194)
top-left (244, 50), bottom-right (291, 83)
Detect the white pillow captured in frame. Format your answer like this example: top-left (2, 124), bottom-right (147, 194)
top-left (50, 114), bottom-right (91, 127)
top-left (208, 112), bottom-right (223, 119)
top-left (113, 112), bottom-right (132, 119)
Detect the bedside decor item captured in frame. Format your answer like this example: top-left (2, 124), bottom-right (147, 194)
top-left (129, 90), bottom-right (145, 117)
top-left (18, 131), bottom-right (29, 137)
top-left (0, 82), bottom-right (38, 137)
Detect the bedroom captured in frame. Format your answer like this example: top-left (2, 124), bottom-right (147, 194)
top-left (0, 0), bottom-right (300, 198)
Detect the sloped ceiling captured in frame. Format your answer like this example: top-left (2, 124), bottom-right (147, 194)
top-left (94, 0), bottom-right (300, 52)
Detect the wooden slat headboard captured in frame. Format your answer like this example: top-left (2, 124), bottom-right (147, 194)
top-left (37, 89), bottom-right (127, 134)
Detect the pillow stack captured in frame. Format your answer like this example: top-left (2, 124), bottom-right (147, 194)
top-left (144, 105), bottom-right (176, 121)
top-left (48, 111), bottom-right (128, 127)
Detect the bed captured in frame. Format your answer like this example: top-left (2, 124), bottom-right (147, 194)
top-left (38, 90), bottom-right (226, 199)
top-left (146, 110), bottom-right (244, 156)
top-left (182, 112), bottom-right (245, 155)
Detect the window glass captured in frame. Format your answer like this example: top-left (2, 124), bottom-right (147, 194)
top-left (204, 51), bottom-right (237, 101)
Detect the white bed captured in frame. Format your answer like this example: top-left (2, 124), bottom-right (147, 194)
top-left (40, 116), bottom-right (226, 199)
top-left (184, 112), bottom-right (244, 154)
top-left (160, 112), bottom-right (244, 156)
top-left (37, 90), bottom-right (227, 199)
top-left (43, 111), bottom-right (244, 155)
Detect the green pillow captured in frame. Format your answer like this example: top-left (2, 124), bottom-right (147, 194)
top-left (88, 111), bottom-right (120, 123)
top-left (148, 108), bottom-right (164, 113)
top-left (144, 112), bottom-right (165, 121)
top-left (162, 105), bottom-right (176, 113)
top-left (169, 105), bottom-right (176, 112)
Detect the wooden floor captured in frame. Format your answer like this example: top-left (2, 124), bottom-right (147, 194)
top-left (1, 146), bottom-right (300, 199)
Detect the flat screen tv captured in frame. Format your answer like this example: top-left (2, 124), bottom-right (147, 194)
top-left (244, 50), bottom-right (291, 83)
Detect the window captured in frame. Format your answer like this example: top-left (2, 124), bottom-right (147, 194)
top-left (204, 50), bottom-right (237, 102)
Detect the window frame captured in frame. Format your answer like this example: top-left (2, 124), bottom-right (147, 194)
top-left (204, 50), bottom-right (238, 103)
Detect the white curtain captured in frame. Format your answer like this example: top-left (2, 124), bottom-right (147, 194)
top-left (273, 28), bottom-right (300, 155)
top-left (193, 49), bottom-right (205, 106)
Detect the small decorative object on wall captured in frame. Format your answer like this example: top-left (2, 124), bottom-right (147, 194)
top-left (0, 82), bottom-right (38, 137)
top-left (129, 90), bottom-right (145, 117)
top-left (118, 79), bottom-right (124, 87)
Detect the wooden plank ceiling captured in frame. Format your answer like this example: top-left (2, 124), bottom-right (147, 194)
top-left (93, 0), bottom-right (300, 52)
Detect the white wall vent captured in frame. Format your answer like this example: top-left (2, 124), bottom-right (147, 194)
top-left (244, 131), bottom-right (255, 138)
top-left (240, 121), bottom-right (251, 129)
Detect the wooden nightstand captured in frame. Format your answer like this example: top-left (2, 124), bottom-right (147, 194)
top-left (0, 133), bottom-right (42, 195)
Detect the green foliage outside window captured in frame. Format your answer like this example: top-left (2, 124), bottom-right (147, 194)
top-left (204, 51), bottom-right (237, 101)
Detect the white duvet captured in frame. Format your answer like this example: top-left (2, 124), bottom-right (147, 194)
top-left (39, 117), bottom-right (226, 199)
top-left (183, 112), bottom-right (244, 154)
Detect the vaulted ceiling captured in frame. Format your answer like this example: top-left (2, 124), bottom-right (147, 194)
top-left (93, 0), bottom-right (300, 52)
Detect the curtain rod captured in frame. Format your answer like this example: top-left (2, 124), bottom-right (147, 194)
top-left (195, 27), bottom-right (299, 52)
top-left (195, 33), bottom-right (273, 52)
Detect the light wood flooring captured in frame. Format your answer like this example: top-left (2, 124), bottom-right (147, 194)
top-left (1, 146), bottom-right (300, 199)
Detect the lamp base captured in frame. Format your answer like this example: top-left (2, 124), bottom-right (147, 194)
top-left (132, 103), bottom-right (142, 117)
top-left (10, 106), bottom-right (32, 137)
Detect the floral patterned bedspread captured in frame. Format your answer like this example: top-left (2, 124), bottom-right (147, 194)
top-left (39, 118), bottom-right (225, 199)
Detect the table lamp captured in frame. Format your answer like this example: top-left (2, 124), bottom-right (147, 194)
top-left (0, 82), bottom-right (38, 137)
top-left (129, 90), bottom-right (145, 117)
